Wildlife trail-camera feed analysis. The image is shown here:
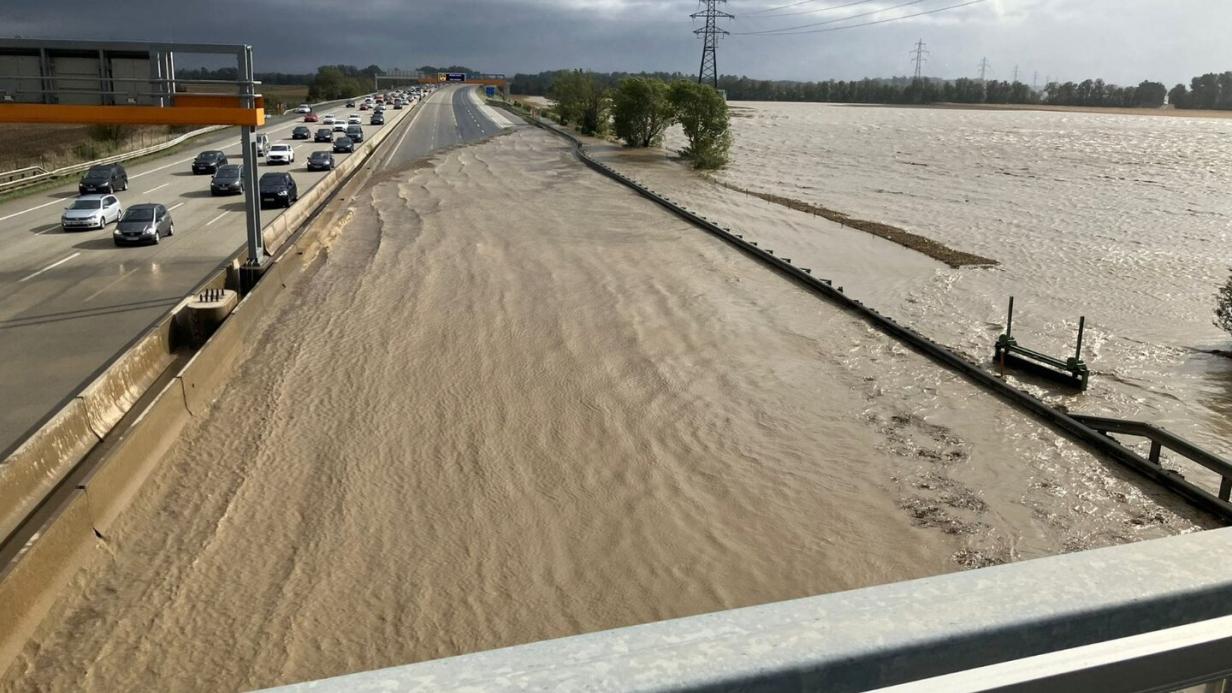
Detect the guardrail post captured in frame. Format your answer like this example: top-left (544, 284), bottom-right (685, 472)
top-left (1149, 441), bottom-right (1163, 465)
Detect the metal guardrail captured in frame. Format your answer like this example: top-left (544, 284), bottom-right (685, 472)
top-left (264, 528), bottom-right (1232, 692)
top-left (516, 110), bottom-right (1232, 523)
top-left (0, 125), bottom-right (225, 195)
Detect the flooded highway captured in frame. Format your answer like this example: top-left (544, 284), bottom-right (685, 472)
top-left (0, 126), bottom-right (1211, 692)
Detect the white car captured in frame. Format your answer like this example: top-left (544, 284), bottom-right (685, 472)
top-left (61, 194), bottom-right (123, 231)
top-left (267, 144), bottom-right (295, 164)
top-left (295, 104), bottom-right (311, 114)
top-left (347, 114), bottom-right (362, 125)
top-left (333, 122), bottom-right (347, 133)
top-left (322, 114), bottom-right (336, 125)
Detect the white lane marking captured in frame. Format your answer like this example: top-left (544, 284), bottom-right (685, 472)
top-left (142, 182), bottom-right (170, 194)
top-left (168, 202), bottom-right (185, 211)
top-left (83, 267), bottom-right (138, 303)
top-left (0, 197), bottom-right (67, 223)
top-left (20, 252), bottom-right (80, 282)
top-left (205, 211), bottom-right (229, 226)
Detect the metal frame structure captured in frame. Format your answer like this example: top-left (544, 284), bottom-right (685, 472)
top-left (0, 38), bottom-right (267, 276)
top-left (994, 296), bottom-right (1090, 390)
top-left (693, 0), bottom-right (732, 89)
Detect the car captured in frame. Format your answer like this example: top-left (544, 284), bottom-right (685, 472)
top-left (78, 163), bottom-right (128, 194)
top-left (303, 113), bottom-right (319, 123)
top-left (307, 151), bottom-right (336, 171)
top-left (267, 144), bottom-right (295, 164)
top-left (347, 114), bottom-right (362, 125)
top-left (191, 150), bottom-right (228, 174)
top-left (322, 114), bottom-right (335, 125)
top-left (370, 113), bottom-right (385, 125)
top-left (61, 194), bottom-right (122, 231)
top-left (253, 132), bottom-right (270, 157)
top-left (314, 127), bottom-right (334, 142)
top-left (332, 122), bottom-right (347, 133)
top-left (346, 124), bottom-right (364, 143)
top-left (113, 203), bottom-right (173, 246)
top-left (259, 172), bottom-right (298, 208)
top-left (332, 137), bottom-right (354, 154)
top-left (359, 103), bottom-right (369, 111)
top-left (210, 164), bottom-right (244, 196)
top-left (346, 100), bottom-right (356, 107)
top-left (295, 104), bottom-right (311, 114)
top-left (291, 125), bottom-right (312, 140)
top-left (393, 100), bottom-right (403, 109)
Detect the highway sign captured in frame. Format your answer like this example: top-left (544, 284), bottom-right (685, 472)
top-left (485, 86), bottom-right (496, 97)
top-left (446, 73), bottom-right (466, 82)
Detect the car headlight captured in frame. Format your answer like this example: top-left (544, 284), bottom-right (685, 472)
top-left (278, 190), bottom-right (288, 196)
top-left (144, 225), bottom-right (157, 235)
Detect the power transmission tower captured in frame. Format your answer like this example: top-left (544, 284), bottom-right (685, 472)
top-left (693, 0), bottom-right (732, 89)
top-left (910, 39), bottom-right (929, 83)
top-left (978, 57), bottom-right (991, 82)
top-left (1033, 71), bottom-right (1039, 90)
top-left (1013, 65), bottom-right (1019, 83)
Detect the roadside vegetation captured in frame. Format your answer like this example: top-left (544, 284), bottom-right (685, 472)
top-left (549, 72), bottom-right (732, 169)
top-left (515, 69), bottom-right (1232, 111)
top-left (1216, 274), bottom-right (1232, 344)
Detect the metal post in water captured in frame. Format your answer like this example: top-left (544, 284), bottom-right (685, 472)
top-left (1075, 316), bottom-right (1086, 362)
top-left (1006, 296), bottom-right (1015, 337)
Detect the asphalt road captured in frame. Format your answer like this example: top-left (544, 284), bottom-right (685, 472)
top-left (0, 84), bottom-right (512, 455)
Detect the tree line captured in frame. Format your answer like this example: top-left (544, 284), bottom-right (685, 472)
top-left (540, 71), bottom-right (732, 170)
top-left (514, 69), bottom-right (1232, 110)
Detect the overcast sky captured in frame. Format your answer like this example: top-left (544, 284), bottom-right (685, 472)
top-left (4, 0), bottom-right (1230, 86)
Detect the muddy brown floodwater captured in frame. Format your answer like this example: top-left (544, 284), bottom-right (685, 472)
top-left (1, 126), bottom-right (1212, 692)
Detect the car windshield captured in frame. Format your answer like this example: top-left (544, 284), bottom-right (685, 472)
top-left (83, 168), bottom-right (112, 180)
top-left (215, 168), bottom-right (240, 180)
top-left (69, 199), bottom-right (102, 210)
top-left (123, 208), bottom-right (155, 222)
top-left (271, 145), bottom-right (290, 152)
top-left (310, 153), bottom-right (329, 160)
top-left (197, 151), bottom-right (222, 159)
top-left (259, 174), bottom-right (286, 187)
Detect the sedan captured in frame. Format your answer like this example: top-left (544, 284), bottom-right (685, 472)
top-left (210, 164), bottom-right (244, 196)
top-left (322, 114), bottom-right (336, 125)
top-left (332, 122), bottom-right (347, 133)
top-left (346, 100), bottom-right (356, 107)
top-left (314, 127), bottom-right (334, 143)
top-left (266, 144), bottom-right (295, 164)
top-left (295, 105), bottom-right (311, 114)
top-left (113, 203), bottom-right (173, 246)
top-left (347, 114), bottom-right (362, 125)
top-left (303, 113), bottom-right (319, 123)
top-left (259, 172), bottom-right (298, 208)
top-left (332, 137), bottom-right (354, 154)
top-left (359, 103), bottom-right (369, 111)
top-left (61, 194), bottom-right (122, 231)
top-left (191, 150), bottom-right (228, 174)
top-left (291, 126), bottom-right (312, 140)
top-left (307, 151), bottom-right (336, 171)
top-left (370, 113), bottom-right (385, 126)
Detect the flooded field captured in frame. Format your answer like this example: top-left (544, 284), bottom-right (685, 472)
top-left (654, 101), bottom-right (1232, 487)
top-left (0, 126), bottom-right (1211, 692)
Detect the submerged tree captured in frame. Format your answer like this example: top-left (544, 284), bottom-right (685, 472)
top-left (669, 81), bottom-right (732, 170)
top-left (612, 77), bottom-right (675, 148)
top-left (549, 70), bottom-right (609, 135)
top-left (1216, 271), bottom-right (1232, 339)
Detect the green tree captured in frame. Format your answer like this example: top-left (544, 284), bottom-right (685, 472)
top-left (549, 70), bottom-right (609, 135)
top-left (612, 77), bottom-right (675, 147)
top-left (1217, 272), bottom-right (1232, 339)
top-left (669, 81), bottom-right (732, 170)
top-left (1169, 83), bottom-right (1189, 108)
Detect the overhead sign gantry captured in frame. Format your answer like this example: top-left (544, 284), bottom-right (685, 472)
top-left (0, 39), bottom-right (269, 282)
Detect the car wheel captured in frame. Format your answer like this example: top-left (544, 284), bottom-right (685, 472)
top-left (167, 223), bottom-right (174, 237)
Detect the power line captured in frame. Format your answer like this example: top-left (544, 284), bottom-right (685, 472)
top-left (745, 0), bottom-right (859, 16)
top-left (735, 0), bottom-right (929, 35)
top-left (733, 0), bottom-right (989, 36)
top-left (693, 0), bottom-right (733, 89)
top-left (748, 0), bottom-right (877, 19)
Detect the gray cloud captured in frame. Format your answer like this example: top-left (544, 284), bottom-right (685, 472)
top-left (3, 0), bottom-right (1228, 86)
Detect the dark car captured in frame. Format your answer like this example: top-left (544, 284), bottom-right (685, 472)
top-left (191, 150), bottom-right (228, 174)
top-left (259, 172), bottom-right (298, 208)
top-left (346, 100), bottom-right (356, 107)
top-left (332, 137), bottom-right (354, 154)
top-left (370, 113), bottom-right (385, 126)
top-left (291, 125), bottom-right (312, 140)
top-left (346, 125), bottom-right (364, 143)
top-left (113, 203), bottom-right (173, 246)
top-left (314, 127), bottom-right (334, 143)
top-left (78, 163), bottom-right (128, 194)
top-left (307, 151), bottom-right (335, 171)
top-left (210, 164), bottom-right (244, 196)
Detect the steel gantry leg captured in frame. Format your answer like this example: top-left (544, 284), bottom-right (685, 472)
top-left (237, 45), bottom-right (265, 292)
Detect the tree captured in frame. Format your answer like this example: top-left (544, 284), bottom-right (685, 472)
top-left (1169, 83), bottom-right (1189, 108)
top-left (549, 70), bottom-right (609, 135)
top-left (612, 77), bottom-right (675, 148)
top-left (1217, 272), bottom-right (1232, 339)
top-left (669, 81), bottom-right (732, 169)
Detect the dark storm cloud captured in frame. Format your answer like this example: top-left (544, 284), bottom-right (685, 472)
top-left (4, 0), bottom-right (1229, 85)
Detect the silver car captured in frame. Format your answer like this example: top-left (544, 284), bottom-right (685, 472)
top-left (61, 194), bottom-right (123, 231)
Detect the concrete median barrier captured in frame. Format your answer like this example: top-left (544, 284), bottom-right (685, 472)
top-left (77, 379), bottom-right (191, 534)
top-left (0, 400), bottom-right (99, 544)
top-left (0, 489), bottom-right (95, 672)
top-left (78, 316), bottom-right (177, 439)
